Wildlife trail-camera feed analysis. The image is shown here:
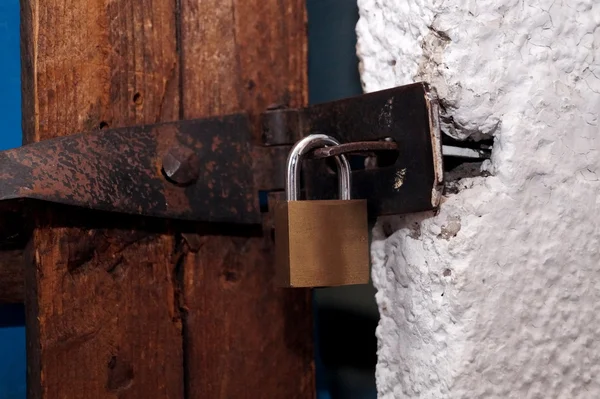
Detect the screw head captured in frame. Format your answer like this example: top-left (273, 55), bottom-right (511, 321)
top-left (162, 146), bottom-right (200, 185)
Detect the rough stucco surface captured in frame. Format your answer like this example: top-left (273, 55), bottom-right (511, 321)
top-left (357, 1), bottom-right (600, 398)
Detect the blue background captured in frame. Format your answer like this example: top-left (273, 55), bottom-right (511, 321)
top-left (0, 0), bottom-right (26, 397)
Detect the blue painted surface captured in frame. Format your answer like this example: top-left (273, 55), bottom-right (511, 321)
top-left (0, 0), bottom-right (26, 398)
top-left (0, 324), bottom-right (25, 399)
top-left (0, 0), bottom-right (22, 150)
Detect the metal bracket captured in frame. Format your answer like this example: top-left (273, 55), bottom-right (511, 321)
top-left (262, 82), bottom-right (444, 217)
top-left (0, 82), bottom-right (443, 225)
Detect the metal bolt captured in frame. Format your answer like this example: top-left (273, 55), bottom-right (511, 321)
top-left (162, 146), bottom-right (200, 186)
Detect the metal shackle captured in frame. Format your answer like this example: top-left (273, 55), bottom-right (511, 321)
top-left (285, 134), bottom-right (352, 201)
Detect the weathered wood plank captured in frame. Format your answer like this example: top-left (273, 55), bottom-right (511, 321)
top-left (0, 250), bottom-right (24, 303)
top-left (21, 1), bottom-right (184, 397)
top-left (18, 0), bottom-right (314, 396)
top-left (179, 1), bottom-right (315, 398)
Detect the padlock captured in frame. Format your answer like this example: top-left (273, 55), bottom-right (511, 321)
top-left (274, 134), bottom-right (370, 287)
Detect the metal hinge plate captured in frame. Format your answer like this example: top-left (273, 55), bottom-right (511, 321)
top-left (0, 82), bottom-right (444, 225)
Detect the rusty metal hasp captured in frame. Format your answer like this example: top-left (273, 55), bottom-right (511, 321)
top-left (0, 82), bottom-right (443, 224)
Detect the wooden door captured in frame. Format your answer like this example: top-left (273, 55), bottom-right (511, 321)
top-left (20, 1), bottom-right (314, 397)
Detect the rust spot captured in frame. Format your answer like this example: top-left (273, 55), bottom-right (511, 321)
top-left (2, 83), bottom-right (437, 227)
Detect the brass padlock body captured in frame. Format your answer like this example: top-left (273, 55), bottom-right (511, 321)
top-left (275, 199), bottom-right (369, 287)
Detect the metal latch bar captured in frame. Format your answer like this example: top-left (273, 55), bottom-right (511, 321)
top-left (0, 82), bottom-right (444, 225)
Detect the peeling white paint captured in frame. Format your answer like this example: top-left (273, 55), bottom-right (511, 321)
top-left (357, 0), bottom-right (600, 397)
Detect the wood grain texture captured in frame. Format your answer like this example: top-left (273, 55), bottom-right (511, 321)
top-left (21, 1), bottom-right (184, 397)
top-left (20, 0), bottom-right (313, 396)
top-left (179, 0), bottom-right (315, 398)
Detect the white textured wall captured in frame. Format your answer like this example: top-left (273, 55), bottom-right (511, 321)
top-left (357, 1), bottom-right (600, 398)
